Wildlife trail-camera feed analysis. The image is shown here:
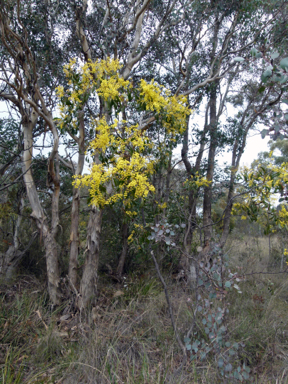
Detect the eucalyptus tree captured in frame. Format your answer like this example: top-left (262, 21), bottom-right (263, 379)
top-left (0, 118), bottom-right (30, 280)
top-left (0, 0), bottom-right (287, 307)
top-left (0, 0), bottom-right (195, 306)
top-left (122, 0), bottom-right (288, 278)
top-left (0, 0), bottom-right (72, 304)
top-left (60, 0), bottom-right (201, 306)
top-left (170, 0), bottom-right (288, 275)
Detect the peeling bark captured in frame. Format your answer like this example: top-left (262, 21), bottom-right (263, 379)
top-left (203, 85), bottom-right (218, 248)
top-left (22, 114), bottom-right (61, 305)
top-left (68, 113), bottom-right (85, 288)
top-left (78, 206), bottom-right (102, 309)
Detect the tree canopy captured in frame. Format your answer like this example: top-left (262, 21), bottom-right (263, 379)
top-left (0, 0), bottom-right (287, 308)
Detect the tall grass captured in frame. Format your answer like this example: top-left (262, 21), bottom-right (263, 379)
top-left (1, 234), bottom-right (288, 383)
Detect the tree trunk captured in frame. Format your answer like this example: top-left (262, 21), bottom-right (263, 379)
top-left (68, 113), bottom-right (85, 288)
top-left (0, 197), bottom-right (24, 280)
top-left (116, 221), bottom-right (129, 277)
top-left (220, 114), bottom-right (251, 248)
top-left (203, 85), bottom-right (218, 249)
top-left (79, 206), bottom-right (102, 309)
top-left (182, 194), bottom-right (197, 274)
top-left (69, 188), bottom-right (81, 288)
top-left (181, 109), bottom-right (208, 277)
top-left (22, 113), bottom-right (61, 305)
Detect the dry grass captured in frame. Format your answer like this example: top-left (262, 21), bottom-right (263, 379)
top-left (1, 235), bottom-right (288, 383)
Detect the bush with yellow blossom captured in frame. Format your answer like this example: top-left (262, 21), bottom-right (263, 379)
top-left (232, 161), bottom-right (288, 234)
top-left (56, 58), bottom-right (190, 213)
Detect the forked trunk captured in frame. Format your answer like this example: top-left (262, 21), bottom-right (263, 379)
top-left (22, 114), bottom-right (61, 305)
top-left (79, 206), bottom-right (102, 309)
top-left (68, 112), bottom-right (85, 288)
top-left (203, 86), bottom-right (217, 249)
top-left (181, 113), bottom-right (207, 279)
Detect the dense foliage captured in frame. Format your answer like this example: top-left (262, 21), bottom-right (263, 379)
top-left (0, 0), bottom-right (288, 381)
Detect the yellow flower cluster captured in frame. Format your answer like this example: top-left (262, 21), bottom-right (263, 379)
top-left (74, 117), bottom-right (155, 208)
top-left (139, 79), bottom-right (190, 133)
top-left (232, 162), bottom-right (288, 231)
top-left (97, 77), bottom-right (129, 100)
top-left (279, 205), bottom-right (288, 228)
top-left (157, 202), bottom-right (167, 209)
top-left (56, 57), bottom-right (191, 213)
top-left (184, 172), bottom-right (212, 190)
top-left (55, 58), bottom-right (129, 131)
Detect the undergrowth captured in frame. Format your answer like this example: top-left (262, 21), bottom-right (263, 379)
top-left (1, 252), bottom-right (288, 383)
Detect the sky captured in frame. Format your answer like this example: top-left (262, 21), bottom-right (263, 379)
top-left (239, 132), bottom-right (270, 167)
top-left (1, 98), bottom-right (271, 173)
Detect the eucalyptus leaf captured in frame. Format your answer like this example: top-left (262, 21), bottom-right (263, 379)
top-left (234, 57), bottom-right (245, 62)
top-left (261, 129), bottom-right (268, 139)
top-left (218, 358), bottom-right (224, 368)
top-left (280, 57), bottom-right (288, 69)
top-left (225, 363), bottom-right (233, 372)
top-left (271, 51), bottom-right (279, 59)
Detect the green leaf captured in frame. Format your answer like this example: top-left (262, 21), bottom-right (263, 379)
top-left (261, 69), bottom-right (272, 82)
top-left (225, 363), bottom-right (233, 372)
top-left (251, 48), bottom-right (258, 57)
top-left (285, 114), bottom-right (288, 121)
top-left (200, 352), bottom-right (206, 360)
top-left (261, 129), bottom-right (268, 139)
top-left (218, 358), bottom-right (224, 368)
top-left (280, 57), bottom-right (288, 69)
top-left (234, 57), bottom-right (244, 62)
top-left (271, 52), bottom-right (279, 59)
top-left (258, 85), bottom-right (266, 93)
top-left (242, 371), bottom-right (249, 380)
top-left (282, 99), bottom-right (288, 104)
top-left (233, 371), bottom-right (239, 379)
top-left (165, 237), bottom-right (171, 245)
top-left (225, 281), bottom-right (231, 288)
